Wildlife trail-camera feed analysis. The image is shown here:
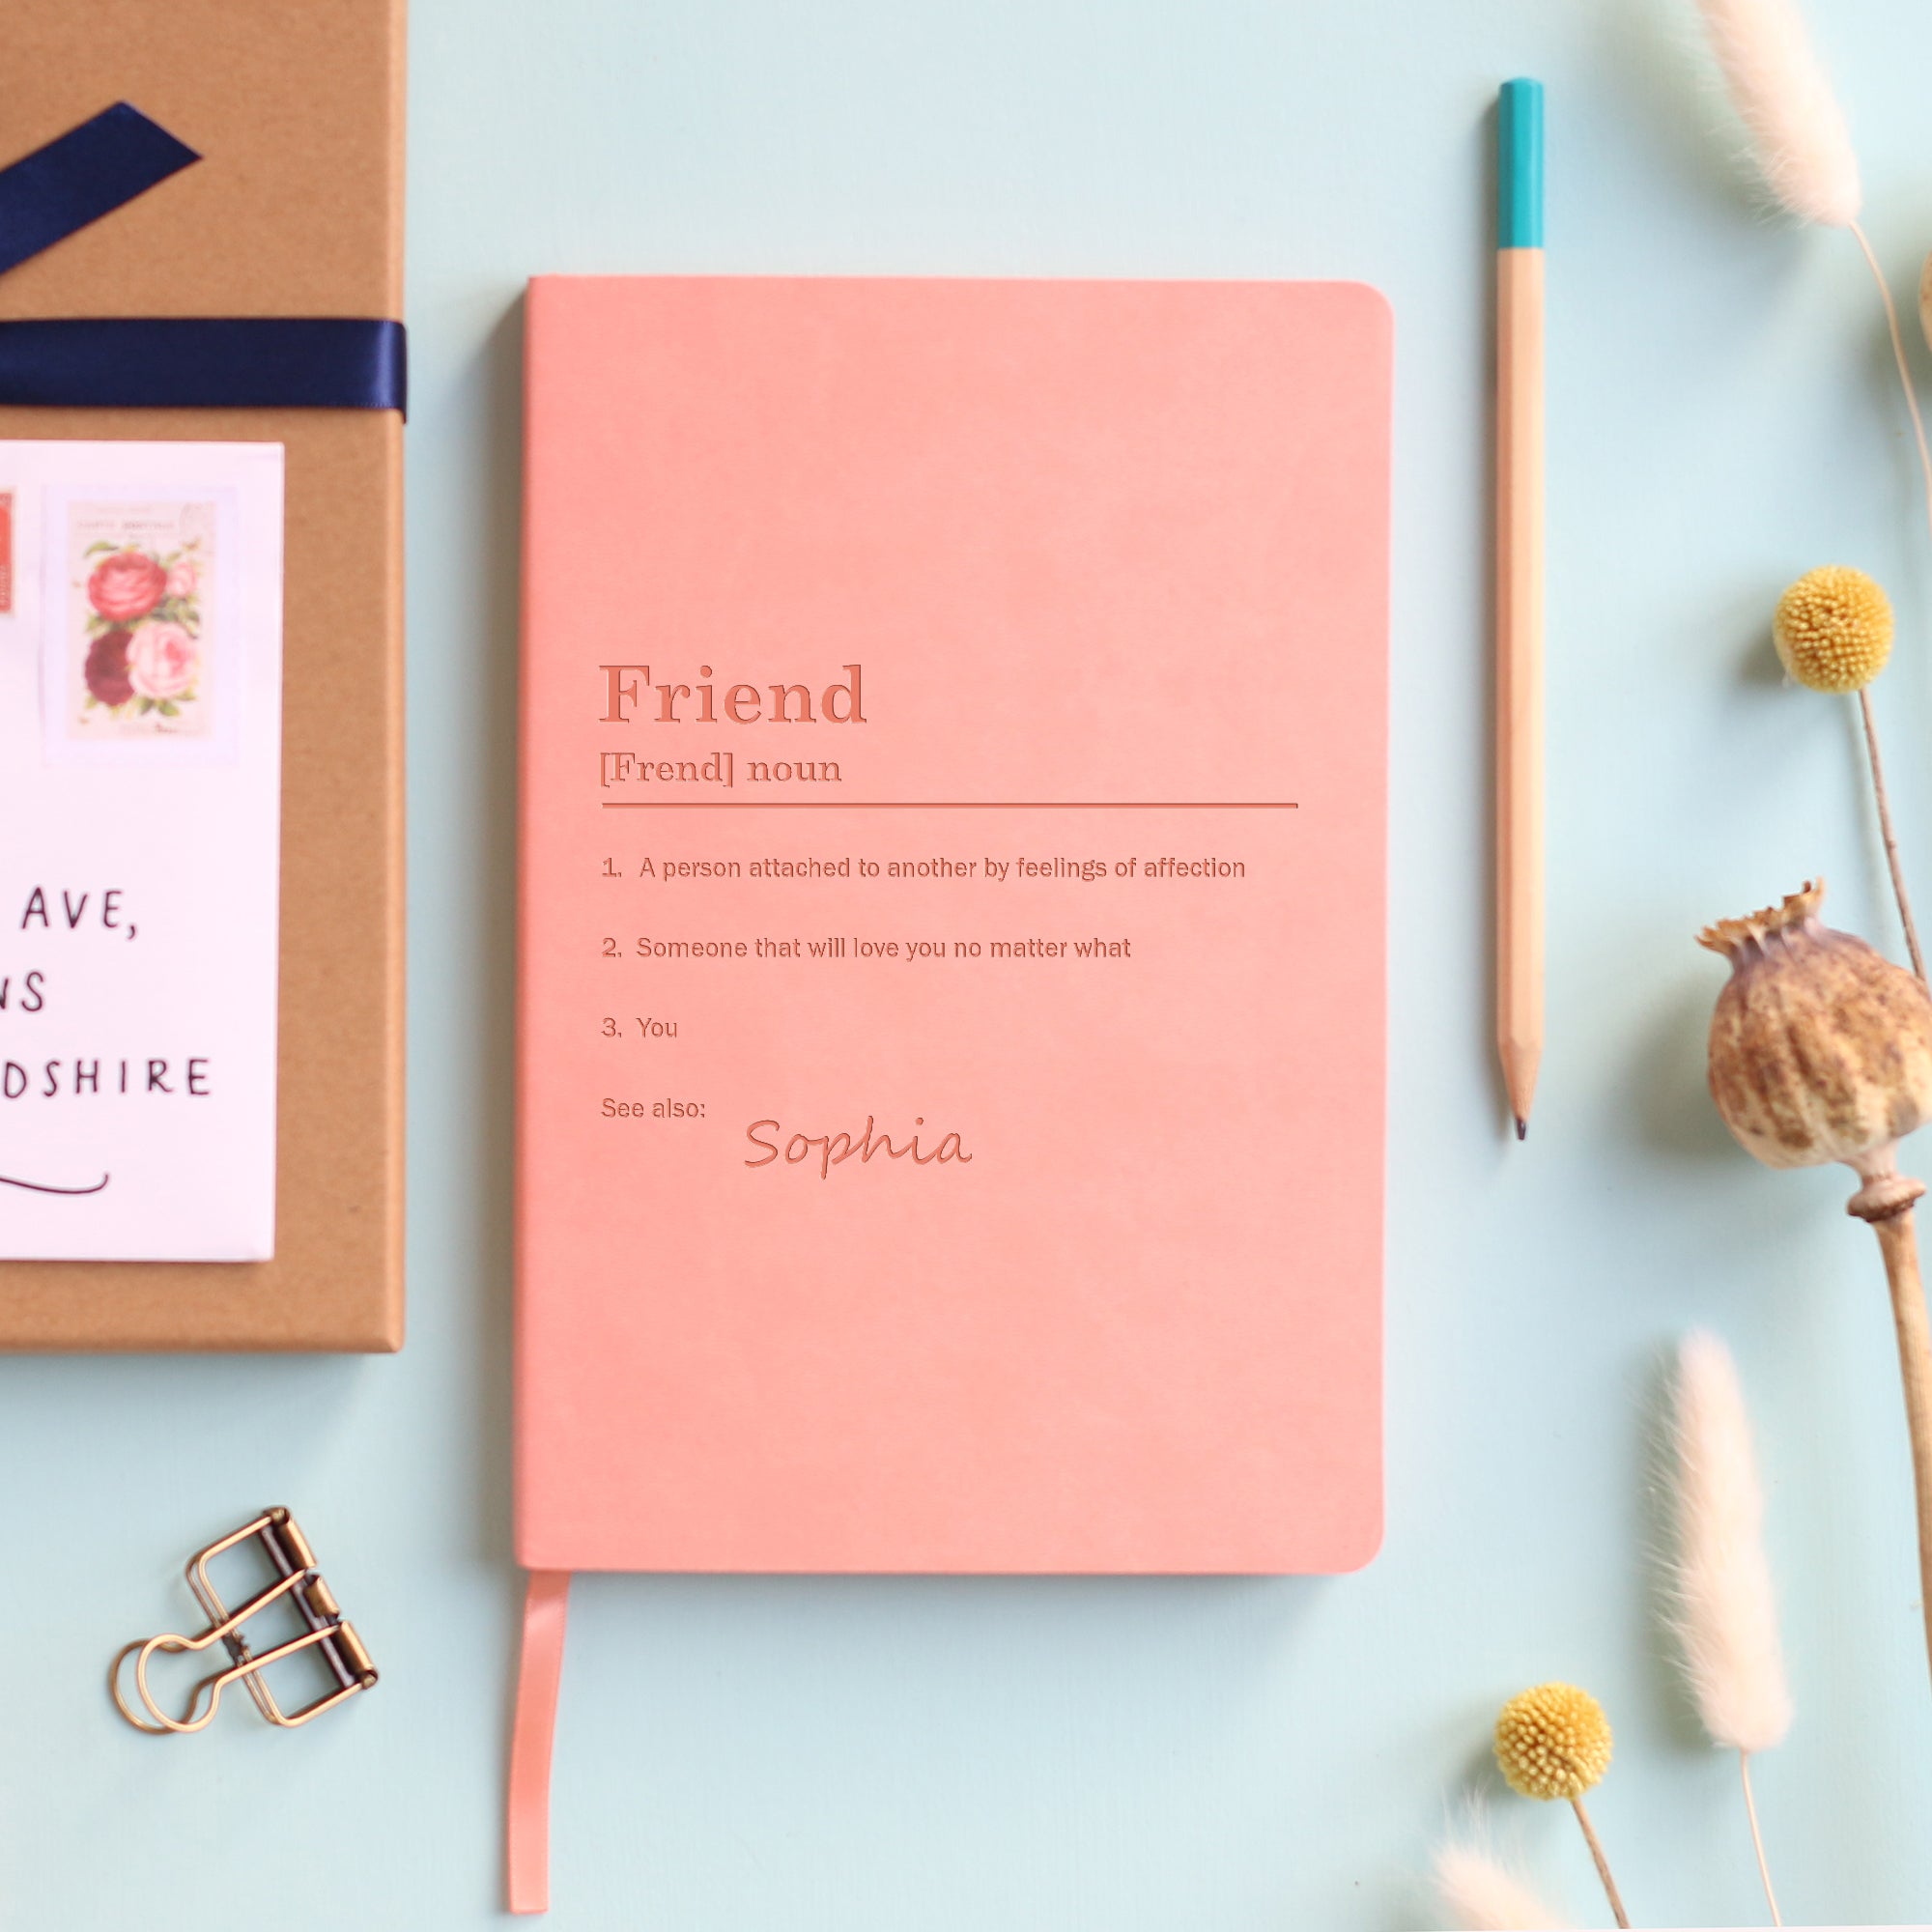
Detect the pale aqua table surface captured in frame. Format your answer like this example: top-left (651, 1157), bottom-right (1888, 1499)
top-left (9, 0), bottom-right (1932, 1924)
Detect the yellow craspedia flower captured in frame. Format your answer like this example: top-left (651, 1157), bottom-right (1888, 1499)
top-left (1493, 1683), bottom-right (1613, 1801)
top-left (1773, 565), bottom-right (1893, 693)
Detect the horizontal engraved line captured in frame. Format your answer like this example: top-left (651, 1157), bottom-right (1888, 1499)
top-left (599, 801), bottom-right (1300, 810)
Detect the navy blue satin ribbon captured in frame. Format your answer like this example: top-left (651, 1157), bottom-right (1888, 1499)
top-left (0, 317), bottom-right (407, 411)
top-left (0, 101), bottom-right (198, 276)
top-left (0, 103), bottom-right (405, 414)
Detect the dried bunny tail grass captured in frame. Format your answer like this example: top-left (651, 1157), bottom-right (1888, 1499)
top-left (1433, 1840), bottom-right (1573, 1931)
top-left (1845, 221), bottom-right (1932, 696)
top-left (1668, 1332), bottom-right (1794, 1754)
top-left (1692, 0), bottom-right (1860, 225)
top-left (1667, 1333), bottom-right (1793, 1922)
top-left (1690, 2), bottom-right (1932, 714)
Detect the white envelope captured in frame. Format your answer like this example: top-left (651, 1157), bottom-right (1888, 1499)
top-left (0, 439), bottom-right (284, 1261)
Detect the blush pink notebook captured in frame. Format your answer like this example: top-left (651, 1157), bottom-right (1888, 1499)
top-left (515, 274), bottom-right (1389, 1582)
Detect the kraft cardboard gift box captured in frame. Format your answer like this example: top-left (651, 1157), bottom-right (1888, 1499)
top-left (0, 0), bottom-right (406, 1350)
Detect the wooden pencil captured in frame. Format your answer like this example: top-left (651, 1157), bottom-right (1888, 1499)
top-left (1496, 78), bottom-right (1545, 1139)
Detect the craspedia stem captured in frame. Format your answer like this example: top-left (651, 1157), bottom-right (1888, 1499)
top-left (1493, 1683), bottom-right (1626, 1920)
top-left (1768, 576), bottom-right (1921, 982)
top-left (1570, 1797), bottom-right (1630, 1929)
top-left (1858, 687), bottom-right (1926, 982)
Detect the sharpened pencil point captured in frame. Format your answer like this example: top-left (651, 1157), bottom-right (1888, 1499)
top-left (1516, 1117), bottom-right (1528, 1141)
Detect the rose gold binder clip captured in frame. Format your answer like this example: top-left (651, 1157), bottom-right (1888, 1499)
top-left (110, 1508), bottom-right (378, 1734)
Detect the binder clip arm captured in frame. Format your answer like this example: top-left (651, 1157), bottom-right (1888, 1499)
top-left (110, 1508), bottom-right (377, 1736)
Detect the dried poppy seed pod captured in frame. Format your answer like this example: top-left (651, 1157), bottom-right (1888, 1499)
top-left (1705, 882), bottom-right (1932, 1706)
top-left (1699, 879), bottom-right (1932, 1221)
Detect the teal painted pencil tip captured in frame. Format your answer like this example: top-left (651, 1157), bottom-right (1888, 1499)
top-left (1497, 78), bottom-right (1544, 249)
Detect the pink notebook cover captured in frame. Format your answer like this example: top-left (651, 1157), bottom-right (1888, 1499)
top-left (516, 275), bottom-right (1389, 1575)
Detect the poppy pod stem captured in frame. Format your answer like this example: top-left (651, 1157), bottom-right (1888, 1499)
top-left (1702, 881), bottom-right (1932, 1699)
top-left (1850, 1166), bottom-right (1932, 1696)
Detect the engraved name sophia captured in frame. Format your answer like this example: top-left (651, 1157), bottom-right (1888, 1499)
top-left (746, 1115), bottom-right (973, 1180)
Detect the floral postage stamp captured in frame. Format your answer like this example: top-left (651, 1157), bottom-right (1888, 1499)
top-left (61, 498), bottom-right (214, 742)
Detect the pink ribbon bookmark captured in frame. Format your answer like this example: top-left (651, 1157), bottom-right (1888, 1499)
top-left (507, 1571), bottom-right (572, 1914)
